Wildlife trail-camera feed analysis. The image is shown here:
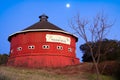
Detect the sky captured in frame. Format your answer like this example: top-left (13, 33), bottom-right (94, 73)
top-left (0, 0), bottom-right (120, 61)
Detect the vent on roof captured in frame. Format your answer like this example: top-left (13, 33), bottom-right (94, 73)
top-left (39, 14), bottom-right (48, 21)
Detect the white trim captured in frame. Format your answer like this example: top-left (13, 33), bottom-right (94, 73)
top-left (8, 29), bottom-right (78, 40)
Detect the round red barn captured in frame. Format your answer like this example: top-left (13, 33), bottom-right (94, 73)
top-left (7, 14), bottom-right (80, 68)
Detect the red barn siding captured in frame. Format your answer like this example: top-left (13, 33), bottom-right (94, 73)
top-left (8, 55), bottom-right (79, 68)
top-left (8, 31), bottom-right (80, 68)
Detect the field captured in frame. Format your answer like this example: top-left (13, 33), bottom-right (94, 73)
top-left (0, 63), bottom-right (116, 80)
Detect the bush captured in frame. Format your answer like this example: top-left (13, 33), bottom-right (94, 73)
top-left (98, 61), bottom-right (120, 80)
top-left (0, 54), bottom-right (9, 65)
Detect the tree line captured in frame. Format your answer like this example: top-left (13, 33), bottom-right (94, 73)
top-left (0, 54), bottom-right (9, 65)
top-left (80, 39), bottom-right (120, 62)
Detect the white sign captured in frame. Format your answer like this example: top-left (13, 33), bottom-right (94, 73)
top-left (46, 34), bottom-right (71, 45)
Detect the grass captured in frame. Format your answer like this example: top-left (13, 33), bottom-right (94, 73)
top-left (0, 63), bottom-right (117, 80)
top-left (0, 66), bottom-right (86, 80)
top-left (86, 73), bottom-right (116, 80)
top-left (0, 74), bottom-right (11, 80)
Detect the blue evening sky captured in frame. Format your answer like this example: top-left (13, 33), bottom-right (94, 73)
top-left (0, 0), bottom-right (120, 61)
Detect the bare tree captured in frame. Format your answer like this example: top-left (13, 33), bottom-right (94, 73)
top-left (70, 13), bottom-right (114, 80)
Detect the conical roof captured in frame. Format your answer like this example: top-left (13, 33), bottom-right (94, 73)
top-left (23, 14), bottom-right (65, 31)
top-left (8, 14), bottom-right (78, 41)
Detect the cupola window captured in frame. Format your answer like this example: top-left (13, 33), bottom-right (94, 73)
top-left (39, 14), bottom-right (48, 21)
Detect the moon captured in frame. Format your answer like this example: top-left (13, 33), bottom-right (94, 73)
top-left (66, 3), bottom-right (70, 8)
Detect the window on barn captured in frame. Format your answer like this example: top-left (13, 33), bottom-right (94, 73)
top-left (42, 45), bottom-right (50, 49)
top-left (28, 45), bottom-right (35, 49)
top-left (11, 49), bottom-right (13, 53)
top-left (68, 48), bottom-right (72, 52)
top-left (57, 46), bottom-right (63, 50)
top-left (17, 47), bottom-right (22, 51)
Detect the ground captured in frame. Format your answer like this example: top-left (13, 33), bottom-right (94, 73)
top-left (0, 63), bottom-right (115, 80)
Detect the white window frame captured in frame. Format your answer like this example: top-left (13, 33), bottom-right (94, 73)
top-left (57, 46), bottom-right (63, 50)
top-left (42, 45), bottom-right (50, 49)
top-left (28, 45), bottom-right (35, 49)
top-left (11, 49), bottom-right (13, 53)
top-left (17, 47), bottom-right (22, 51)
top-left (68, 48), bottom-right (72, 52)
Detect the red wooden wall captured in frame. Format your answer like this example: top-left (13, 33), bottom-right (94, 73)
top-left (7, 31), bottom-right (80, 68)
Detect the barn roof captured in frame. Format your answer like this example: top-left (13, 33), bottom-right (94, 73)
top-left (8, 14), bottom-right (78, 41)
top-left (23, 14), bottom-right (65, 31)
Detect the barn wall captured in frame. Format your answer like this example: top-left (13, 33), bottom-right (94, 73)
top-left (7, 55), bottom-right (79, 68)
top-left (8, 32), bottom-right (80, 68)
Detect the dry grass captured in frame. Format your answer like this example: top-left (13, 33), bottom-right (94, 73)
top-left (0, 63), bottom-right (116, 80)
top-left (0, 64), bottom-right (88, 80)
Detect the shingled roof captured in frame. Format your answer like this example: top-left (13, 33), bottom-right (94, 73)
top-left (8, 14), bottom-right (78, 41)
top-left (23, 14), bottom-right (65, 31)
